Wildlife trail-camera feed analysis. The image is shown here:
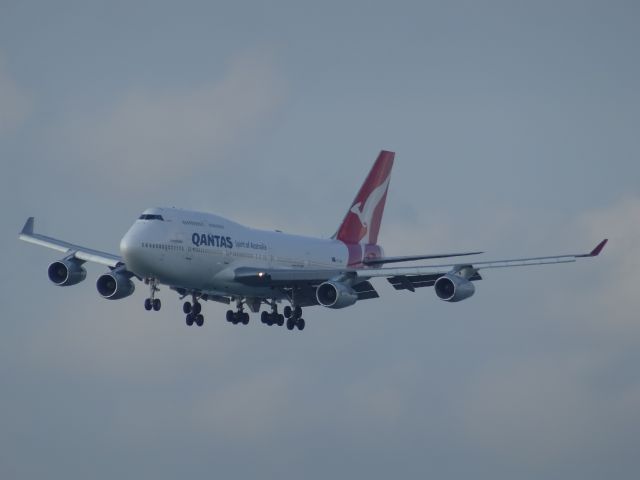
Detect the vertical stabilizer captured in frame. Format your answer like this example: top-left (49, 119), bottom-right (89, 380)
top-left (334, 150), bottom-right (394, 245)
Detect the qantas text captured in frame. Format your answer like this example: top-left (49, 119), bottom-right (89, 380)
top-left (192, 233), bottom-right (233, 249)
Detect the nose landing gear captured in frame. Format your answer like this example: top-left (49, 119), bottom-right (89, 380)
top-left (144, 279), bottom-right (161, 311)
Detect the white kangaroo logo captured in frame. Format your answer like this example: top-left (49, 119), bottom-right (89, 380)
top-left (349, 175), bottom-right (390, 243)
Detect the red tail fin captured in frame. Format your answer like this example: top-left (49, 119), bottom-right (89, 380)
top-left (334, 150), bottom-right (394, 245)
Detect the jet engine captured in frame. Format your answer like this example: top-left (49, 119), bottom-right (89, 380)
top-left (47, 259), bottom-right (87, 286)
top-left (316, 281), bottom-right (358, 309)
top-left (434, 274), bottom-right (475, 302)
top-left (96, 271), bottom-right (135, 300)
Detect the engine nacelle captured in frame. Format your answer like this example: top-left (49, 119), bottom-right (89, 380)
top-left (316, 281), bottom-right (358, 309)
top-left (434, 274), bottom-right (475, 302)
top-left (96, 272), bottom-right (135, 300)
top-left (47, 259), bottom-right (87, 286)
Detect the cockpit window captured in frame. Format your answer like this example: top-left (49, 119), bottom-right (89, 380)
top-left (139, 214), bottom-right (164, 221)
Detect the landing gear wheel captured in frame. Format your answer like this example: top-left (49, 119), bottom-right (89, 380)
top-left (152, 298), bottom-right (161, 311)
top-left (195, 314), bottom-right (204, 327)
top-left (144, 298), bottom-right (152, 311)
top-left (226, 310), bottom-right (234, 322)
top-left (242, 312), bottom-right (250, 325)
top-left (186, 314), bottom-right (194, 326)
top-left (286, 318), bottom-right (295, 330)
top-left (297, 318), bottom-right (305, 331)
top-left (284, 306), bottom-right (292, 318)
top-left (183, 302), bottom-right (192, 314)
top-left (261, 311), bottom-right (269, 324)
top-left (192, 302), bottom-right (202, 315)
top-left (277, 314), bottom-right (284, 326)
top-left (294, 306), bottom-right (302, 318)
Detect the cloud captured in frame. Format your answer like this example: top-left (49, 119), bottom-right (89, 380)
top-left (53, 51), bottom-right (285, 189)
top-left (9, 195), bottom-right (640, 480)
top-left (189, 367), bottom-right (295, 440)
top-left (0, 55), bottom-right (32, 133)
top-left (460, 355), bottom-right (609, 463)
top-left (545, 196), bottom-right (640, 338)
top-left (442, 196), bottom-right (640, 474)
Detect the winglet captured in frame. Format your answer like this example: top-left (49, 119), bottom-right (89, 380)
top-left (588, 238), bottom-right (608, 257)
top-left (21, 217), bottom-right (34, 236)
top-left (577, 238), bottom-right (608, 257)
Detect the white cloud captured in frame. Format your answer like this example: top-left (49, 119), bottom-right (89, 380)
top-left (0, 56), bottom-right (32, 133)
top-left (459, 355), bottom-right (608, 464)
top-left (189, 367), bottom-right (295, 440)
top-left (545, 196), bottom-right (640, 338)
top-left (54, 51), bottom-right (285, 188)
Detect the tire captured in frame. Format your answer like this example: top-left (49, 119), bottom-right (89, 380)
top-left (297, 318), bottom-right (305, 331)
top-left (286, 318), bottom-right (295, 330)
top-left (195, 314), bottom-right (204, 327)
top-left (186, 314), bottom-right (194, 326)
top-left (284, 305), bottom-right (292, 318)
top-left (144, 298), bottom-right (152, 311)
top-left (261, 311), bottom-right (269, 324)
top-left (226, 310), bottom-right (234, 322)
top-left (242, 312), bottom-right (250, 325)
top-left (294, 306), bottom-right (302, 318)
top-left (153, 298), bottom-right (161, 311)
top-left (193, 302), bottom-right (202, 315)
top-left (183, 302), bottom-right (192, 314)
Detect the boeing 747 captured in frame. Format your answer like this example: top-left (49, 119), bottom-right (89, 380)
top-left (19, 150), bottom-right (607, 331)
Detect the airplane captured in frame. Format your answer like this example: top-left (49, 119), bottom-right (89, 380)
top-left (19, 150), bottom-right (607, 332)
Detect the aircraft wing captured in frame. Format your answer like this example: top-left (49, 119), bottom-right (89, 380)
top-left (18, 217), bottom-right (122, 267)
top-left (353, 239), bottom-right (608, 292)
top-left (355, 239), bottom-right (608, 279)
top-left (234, 239), bottom-right (608, 289)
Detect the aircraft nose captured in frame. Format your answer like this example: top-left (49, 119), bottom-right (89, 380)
top-left (119, 230), bottom-right (138, 261)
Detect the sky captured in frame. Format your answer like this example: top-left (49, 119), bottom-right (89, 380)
top-left (1, 1), bottom-right (639, 478)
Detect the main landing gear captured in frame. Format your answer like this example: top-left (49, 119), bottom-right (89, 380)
top-left (226, 309), bottom-right (250, 325)
top-left (183, 294), bottom-right (204, 327)
top-left (144, 278), bottom-right (161, 312)
top-left (224, 299), bottom-right (304, 330)
top-left (260, 302), bottom-right (284, 327)
top-left (142, 287), bottom-right (306, 331)
top-left (226, 299), bottom-right (249, 325)
top-left (284, 305), bottom-right (305, 331)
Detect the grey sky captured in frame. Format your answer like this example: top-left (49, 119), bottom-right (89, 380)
top-left (1, 1), bottom-right (639, 479)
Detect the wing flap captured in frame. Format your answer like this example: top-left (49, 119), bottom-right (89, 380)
top-left (234, 266), bottom-right (345, 286)
top-left (352, 280), bottom-right (379, 300)
top-left (364, 251), bottom-right (483, 265)
top-left (387, 272), bottom-right (483, 291)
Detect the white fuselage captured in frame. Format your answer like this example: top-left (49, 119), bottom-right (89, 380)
top-left (119, 207), bottom-right (350, 298)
